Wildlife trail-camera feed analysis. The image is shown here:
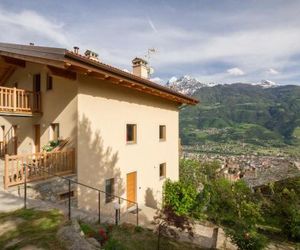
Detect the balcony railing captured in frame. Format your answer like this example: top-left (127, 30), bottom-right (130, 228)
top-left (4, 148), bottom-right (76, 189)
top-left (0, 141), bottom-right (6, 157)
top-left (0, 86), bottom-right (41, 115)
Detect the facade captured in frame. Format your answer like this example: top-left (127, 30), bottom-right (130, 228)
top-left (0, 42), bottom-right (197, 213)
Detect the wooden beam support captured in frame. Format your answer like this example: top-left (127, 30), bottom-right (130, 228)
top-left (0, 66), bottom-right (16, 85)
top-left (47, 66), bottom-right (77, 81)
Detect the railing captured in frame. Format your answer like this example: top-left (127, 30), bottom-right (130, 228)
top-left (4, 148), bottom-right (75, 189)
top-left (0, 86), bottom-right (41, 114)
top-left (22, 167), bottom-right (139, 226)
top-left (0, 141), bottom-right (6, 156)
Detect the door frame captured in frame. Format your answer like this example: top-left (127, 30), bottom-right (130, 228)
top-left (126, 171), bottom-right (137, 208)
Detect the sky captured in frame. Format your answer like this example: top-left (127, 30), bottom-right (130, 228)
top-left (0, 0), bottom-right (299, 85)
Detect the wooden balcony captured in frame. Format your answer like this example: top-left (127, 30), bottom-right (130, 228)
top-left (4, 148), bottom-right (75, 189)
top-left (0, 86), bottom-right (41, 116)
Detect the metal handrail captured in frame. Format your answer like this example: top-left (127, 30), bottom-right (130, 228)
top-left (23, 164), bottom-right (139, 226)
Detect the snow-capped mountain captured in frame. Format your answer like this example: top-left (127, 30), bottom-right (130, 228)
top-left (166, 75), bottom-right (216, 95)
top-left (251, 80), bottom-right (278, 88)
top-left (166, 76), bottom-right (278, 95)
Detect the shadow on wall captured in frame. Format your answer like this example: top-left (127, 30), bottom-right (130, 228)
top-left (145, 188), bottom-right (158, 209)
top-left (76, 115), bottom-right (125, 219)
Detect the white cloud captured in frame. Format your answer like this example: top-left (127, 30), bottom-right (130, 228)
top-left (0, 9), bottom-right (69, 46)
top-left (227, 67), bottom-right (245, 76)
top-left (267, 68), bottom-right (279, 75)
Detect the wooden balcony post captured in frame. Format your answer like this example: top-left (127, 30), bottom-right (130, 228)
top-left (13, 87), bottom-right (17, 112)
top-left (4, 154), bottom-right (9, 189)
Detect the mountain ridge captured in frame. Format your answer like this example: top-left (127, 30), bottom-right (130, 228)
top-left (166, 75), bottom-right (281, 96)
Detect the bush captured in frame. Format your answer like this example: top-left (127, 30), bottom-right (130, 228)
top-left (163, 179), bottom-right (198, 216)
top-left (225, 227), bottom-right (267, 250)
top-left (104, 238), bottom-right (125, 250)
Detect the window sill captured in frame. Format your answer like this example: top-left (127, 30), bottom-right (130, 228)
top-left (159, 139), bottom-right (166, 142)
top-left (126, 141), bottom-right (137, 145)
top-left (159, 176), bottom-right (166, 181)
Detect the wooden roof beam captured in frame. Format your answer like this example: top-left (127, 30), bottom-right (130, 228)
top-left (47, 66), bottom-right (77, 80)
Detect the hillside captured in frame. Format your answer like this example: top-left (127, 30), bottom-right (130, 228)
top-left (178, 81), bottom-right (300, 155)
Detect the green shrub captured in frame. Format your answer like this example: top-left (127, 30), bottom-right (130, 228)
top-left (104, 238), bottom-right (125, 250)
top-left (225, 227), bottom-right (267, 250)
top-left (163, 179), bottom-right (198, 216)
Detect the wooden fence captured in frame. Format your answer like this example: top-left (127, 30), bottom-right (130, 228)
top-left (0, 141), bottom-right (5, 157)
top-left (0, 86), bottom-right (41, 114)
top-left (4, 148), bottom-right (75, 189)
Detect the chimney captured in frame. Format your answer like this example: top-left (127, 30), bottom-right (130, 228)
top-left (132, 57), bottom-right (149, 79)
top-left (73, 46), bottom-right (79, 54)
top-left (84, 50), bottom-right (99, 62)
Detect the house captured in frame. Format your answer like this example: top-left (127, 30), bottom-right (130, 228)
top-left (0, 42), bottom-right (198, 217)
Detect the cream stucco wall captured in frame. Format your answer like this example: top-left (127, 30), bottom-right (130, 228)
top-left (77, 75), bottom-right (179, 213)
top-left (0, 62), bottom-right (78, 155)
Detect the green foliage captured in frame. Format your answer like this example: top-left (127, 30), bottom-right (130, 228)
top-left (180, 159), bottom-right (219, 187)
top-left (42, 140), bottom-right (60, 152)
top-left (79, 222), bottom-right (95, 236)
top-left (259, 178), bottom-right (300, 241)
top-left (225, 227), bottom-right (267, 250)
top-left (104, 238), bottom-right (125, 250)
top-left (163, 179), bottom-right (198, 216)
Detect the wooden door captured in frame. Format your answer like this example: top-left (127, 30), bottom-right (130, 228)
top-left (127, 171), bottom-right (137, 208)
top-left (34, 124), bottom-right (40, 153)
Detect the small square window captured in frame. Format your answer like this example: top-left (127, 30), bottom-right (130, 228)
top-left (50, 123), bottom-right (60, 141)
top-left (159, 125), bottom-right (166, 141)
top-left (159, 163), bottom-right (166, 179)
top-left (126, 124), bottom-right (137, 143)
top-left (105, 178), bottom-right (115, 203)
top-left (47, 75), bottom-right (53, 90)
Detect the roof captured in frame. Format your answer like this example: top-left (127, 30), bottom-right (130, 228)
top-left (0, 42), bottom-right (198, 105)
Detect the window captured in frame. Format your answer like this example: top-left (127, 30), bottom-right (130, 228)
top-left (159, 125), bottom-right (166, 141)
top-left (59, 191), bottom-right (74, 201)
top-left (159, 163), bottom-right (166, 179)
top-left (126, 124), bottom-right (137, 143)
top-left (105, 178), bottom-right (115, 203)
top-left (47, 74), bottom-right (53, 90)
top-left (50, 123), bottom-right (60, 141)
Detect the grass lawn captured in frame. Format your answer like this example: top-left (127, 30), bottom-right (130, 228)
top-left (0, 209), bottom-right (65, 250)
top-left (103, 223), bottom-right (204, 250)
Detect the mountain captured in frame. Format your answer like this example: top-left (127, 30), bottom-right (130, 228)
top-left (166, 76), bottom-right (216, 95)
top-left (178, 82), bottom-right (300, 152)
top-left (167, 76), bottom-right (278, 95)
